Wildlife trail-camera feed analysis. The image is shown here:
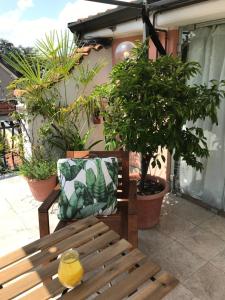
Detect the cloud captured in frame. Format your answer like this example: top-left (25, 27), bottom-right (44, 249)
top-left (17, 0), bottom-right (33, 11)
top-left (0, 0), bottom-right (133, 47)
top-left (59, 0), bottom-right (116, 23)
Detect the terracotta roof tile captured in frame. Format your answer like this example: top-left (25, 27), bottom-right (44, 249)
top-left (76, 44), bottom-right (103, 56)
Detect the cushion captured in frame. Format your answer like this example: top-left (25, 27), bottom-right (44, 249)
top-left (57, 157), bottom-right (119, 220)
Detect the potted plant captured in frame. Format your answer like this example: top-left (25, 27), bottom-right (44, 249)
top-left (2, 31), bottom-right (105, 204)
top-left (19, 154), bottom-right (57, 201)
top-left (94, 43), bottom-right (225, 228)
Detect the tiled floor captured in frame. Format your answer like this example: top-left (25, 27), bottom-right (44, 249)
top-left (139, 194), bottom-right (225, 300)
top-left (0, 175), bottom-right (58, 255)
top-left (2, 176), bottom-right (225, 299)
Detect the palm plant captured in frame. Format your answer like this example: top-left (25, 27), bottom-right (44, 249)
top-left (4, 30), bottom-right (82, 117)
top-left (4, 30), bottom-right (103, 157)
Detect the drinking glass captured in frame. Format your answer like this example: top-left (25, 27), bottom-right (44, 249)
top-left (58, 249), bottom-right (84, 288)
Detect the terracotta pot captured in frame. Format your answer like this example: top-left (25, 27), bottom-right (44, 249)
top-left (25, 175), bottom-right (57, 202)
top-left (0, 102), bottom-right (16, 116)
top-left (137, 175), bottom-right (169, 229)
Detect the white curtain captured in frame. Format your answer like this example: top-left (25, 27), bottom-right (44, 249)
top-left (180, 25), bottom-right (225, 210)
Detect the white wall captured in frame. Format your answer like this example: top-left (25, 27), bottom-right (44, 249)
top-left (156, 0), bottom-right (225, 28)
top-left (60, 47), bottom-right (112, 151)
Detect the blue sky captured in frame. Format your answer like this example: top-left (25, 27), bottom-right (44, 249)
top-left (0, 0), bottom-right (116, 46)
top-left (0, 0), bottom-right (70, 20)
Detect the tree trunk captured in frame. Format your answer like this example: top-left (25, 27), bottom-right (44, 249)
top-left (140, 154), bottom-right (151, 192)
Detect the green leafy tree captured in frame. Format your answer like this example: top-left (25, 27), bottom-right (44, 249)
top-left (94, 43), bottom-right (225, 191)
top-left (0, 39), bottom-right (33, 56)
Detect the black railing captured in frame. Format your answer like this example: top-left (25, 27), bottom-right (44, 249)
top-left (0, 120), bottom-right (21, 174)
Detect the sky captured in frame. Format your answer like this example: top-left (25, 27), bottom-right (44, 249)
top-left (0, 0), bottom-right (119, 47)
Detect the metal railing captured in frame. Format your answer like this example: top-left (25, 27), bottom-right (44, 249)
top-left (0, 120), bottom-right (21, 174)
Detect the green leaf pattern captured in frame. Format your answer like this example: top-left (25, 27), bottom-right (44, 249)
top-left (57, 157), bottom-right (118, 220)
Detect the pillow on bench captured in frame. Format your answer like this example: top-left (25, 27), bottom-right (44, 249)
top-left (57, 157), bottom-right (119, 220)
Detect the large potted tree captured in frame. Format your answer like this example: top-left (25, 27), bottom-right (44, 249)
top-left (94, 43), bottom-right (225, 229)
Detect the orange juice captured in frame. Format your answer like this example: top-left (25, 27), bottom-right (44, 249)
top-left (58, 249), bottom-right (84, 288)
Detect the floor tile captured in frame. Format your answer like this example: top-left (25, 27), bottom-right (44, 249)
top-left (139, 228), bottom-right (173, 256)
top-left (0, 231), bottom-right (35, 256)
top-left (161, 193), bottom-right (185, 216)
top-left (0, 211), bottom-right (27, 238)
top-left (151, 240), bottom-right (206, 282)
top-left (163, 284), bottom-right (200, 300)
top-left (200, 215), bottom-right (225, 241)
top-left (156, 212), bottom-right (196, 240)
top-left (175, 226), bottom-right (225, 260)
top-left (184, 263), bottom-right (225, 300)
top-left (210, 248), bottom-right (225, 274)
top-left (173, 200), bottom-right (214, 225)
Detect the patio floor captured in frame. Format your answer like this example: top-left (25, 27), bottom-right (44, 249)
top-left (1, 176), bottom-right (225, 299)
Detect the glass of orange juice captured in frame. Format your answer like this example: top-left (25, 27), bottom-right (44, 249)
top-left (58, 249), bottom-right (84, 288)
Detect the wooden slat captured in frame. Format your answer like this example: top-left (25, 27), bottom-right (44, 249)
top-left (21, 240), bottom-right (137, 300)
top-left (95, 261), bottom-right (161, 300)
top-left (0, 222), bottom-right (108, 284)
top-left (0, 216), bottom-right (98, 269)
top-left (0, 230), bottom-right (120, 300)
top-left (130, 272), bottom-right (179, 300)
top-left (82, 239), bottom-right (132, 272)
top-left (61, 249), bottom-right (146, 300)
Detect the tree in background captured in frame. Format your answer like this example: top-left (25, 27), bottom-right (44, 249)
top-left (0, 39), bottom-right (34, 76)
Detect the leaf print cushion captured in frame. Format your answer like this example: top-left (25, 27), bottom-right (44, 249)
top-left (57, 157), bottom-right (119, 220)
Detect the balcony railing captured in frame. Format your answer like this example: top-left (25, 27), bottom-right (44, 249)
top-left (0, 120), bottom-right (21, 174)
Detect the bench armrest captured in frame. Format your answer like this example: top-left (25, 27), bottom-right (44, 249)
top-left (38, 184), bottom-right (61, 238)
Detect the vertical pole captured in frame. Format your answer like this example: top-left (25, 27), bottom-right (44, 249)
top-left (1, 122), bottom-right (7, 169)
top-left (142, 1), bottom-right (148, 42)
top-left (142, 1), bottom-right (149, 59)
top-left (11, 121), bottom-right (15, 168)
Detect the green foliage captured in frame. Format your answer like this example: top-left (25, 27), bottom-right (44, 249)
top-left (0, 132), bottom-right (10, 174)
top-left (94, 43), bottom-right (225, 187)
top-left (4, 30), bottom-right (103, 159)
top-left (0, 133), bottom-right (5, 155)
top-left (39, 102), bottom-right (102, 155)
top-left (19, 158), bottom-right (56, 180)
top-left (4, 31), bottom-right (82, 117)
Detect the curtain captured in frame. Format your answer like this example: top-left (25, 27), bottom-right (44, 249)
top-left (179, 25), bottom-right (225, 210)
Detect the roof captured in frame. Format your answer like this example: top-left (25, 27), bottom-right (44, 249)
top-left (76, 44), bottom-right (104, 55)
top-left (68, 0), bottom-right (208, 37)
top-left (0, 57), bottom-right (20, 77)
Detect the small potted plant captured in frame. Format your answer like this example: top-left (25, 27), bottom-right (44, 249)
top-left (94, 42), bottom-right (225, 228)
top-left (19, 154), bottom-right (57, 202)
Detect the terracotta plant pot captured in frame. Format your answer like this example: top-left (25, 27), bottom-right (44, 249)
top-left (26, 175), bottom-right (57, 202)
top-left (137, 175), bottom-right (169, 229)
top-left (0, 102), bottom-right (16, 116)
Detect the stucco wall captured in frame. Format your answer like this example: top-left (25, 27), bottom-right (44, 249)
top-left (59, 47), bottom-right (112, 151)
